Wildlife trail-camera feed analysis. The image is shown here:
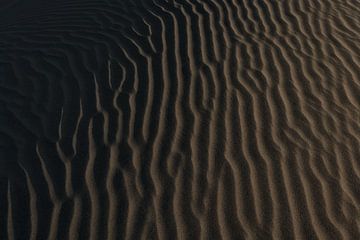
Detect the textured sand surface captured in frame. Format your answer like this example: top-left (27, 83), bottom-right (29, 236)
top-left (0, 0), bottom-right (360, 239)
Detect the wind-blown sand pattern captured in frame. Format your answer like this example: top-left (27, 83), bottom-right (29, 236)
top-left (0, 0), bottom-right (360, 239)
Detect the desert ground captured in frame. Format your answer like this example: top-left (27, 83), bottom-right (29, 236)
top-left (0, 0), bottom-right (360, 239)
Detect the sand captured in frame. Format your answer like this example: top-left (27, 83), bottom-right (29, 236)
top-left (0, 0), bottom-right (360, 239)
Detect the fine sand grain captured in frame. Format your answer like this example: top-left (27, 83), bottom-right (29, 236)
top-left (0, 0), bottom-right (360, 239)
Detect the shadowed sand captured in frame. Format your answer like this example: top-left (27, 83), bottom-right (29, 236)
top-left (1, 0), bottom-right (360, 239)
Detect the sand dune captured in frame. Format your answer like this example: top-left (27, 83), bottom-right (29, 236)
top-left (0, 0), bottom-right (360, 239)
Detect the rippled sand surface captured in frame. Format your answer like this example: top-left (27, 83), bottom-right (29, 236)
top-left (0, 0), bottom-right (360, 239)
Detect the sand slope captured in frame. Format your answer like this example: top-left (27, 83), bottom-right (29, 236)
top-left (0, 0), bottom-right (360, 239)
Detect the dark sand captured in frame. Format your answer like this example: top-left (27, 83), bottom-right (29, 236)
top-left (1, 0), bottom-right (360, 239)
